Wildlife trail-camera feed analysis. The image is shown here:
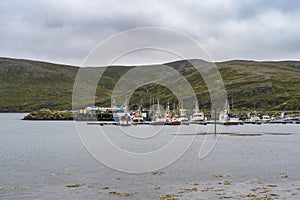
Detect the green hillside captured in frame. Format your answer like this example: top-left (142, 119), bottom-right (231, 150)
top-left (0, 58), bottom-right (78, 112)
top-left (0, 57), bottom-right (299, 112)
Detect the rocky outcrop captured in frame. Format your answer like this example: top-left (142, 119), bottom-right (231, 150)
top-left (23, 109), bottom-right (74, 120)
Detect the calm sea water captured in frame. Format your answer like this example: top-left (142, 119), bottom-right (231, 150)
top-left (0, 113), bottom-right (299, 199)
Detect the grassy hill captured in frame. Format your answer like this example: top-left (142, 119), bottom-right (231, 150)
top-left (0, 57), bottom-right (299, 112)
top-left (0, 58), bottom-right (78, 112)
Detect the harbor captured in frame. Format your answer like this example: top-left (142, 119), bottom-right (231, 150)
top-left (72, 98), bottom-right (300, 126)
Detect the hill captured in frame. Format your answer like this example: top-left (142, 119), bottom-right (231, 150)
top-left (0, 58), bottom-right (78, 112)
top-left (0, 57), bottom-right (299, 112)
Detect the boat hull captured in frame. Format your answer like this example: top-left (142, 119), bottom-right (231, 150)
top-left (151, 121), bottom-right (166, 125)
top-left (223, 121), bottom-right (239, 125)
top-left (166, 121), bottom-right (181, 125)
top-left (189, 120), bottom-right (207, 125)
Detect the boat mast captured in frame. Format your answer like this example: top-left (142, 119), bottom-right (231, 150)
top-left (166, 101), bottom-right (170, 116)
top-left (173, 102), bottom-right (176, 115)
top-left (231, 92), bottom-right (234, 111)
top-left (224, 98), bottom-right (230, 114)
top-left (179, 100), bottom-right (184, 116)
top-left (194, 100), bottom-right (199, 113)
top-left (149, 93), bottom-right (152, 111)
top-left (140, 99), bottom-right (143, 112)
top-left (157, 98), bottom-right (161, 117)
top-left (124, 95), bottom-right (129, 113)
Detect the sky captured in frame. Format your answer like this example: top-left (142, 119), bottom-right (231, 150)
top-left (1, 0), bottom-right (300, 66)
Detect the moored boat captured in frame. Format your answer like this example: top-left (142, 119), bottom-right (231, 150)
top-left (179, 101), bottom-right (189, 125)
top-left (151, 117), bottom-right (166, 125)
top-left (166, 117), bottom-right (182, 125)
top-left (189, 101), bottom-right (206, 124)
top-left (151, 99), bottom-right (166, 125)
top-left (112, 98), bottom-right (132, 126)
top-left (261, 115), bottom-right (271, 124)
top-left (179, 115), bottom-right (189, 125)
top-left (219, 99), bottom-right (239, 125)
top-left (131, 112), bottom-right (145, 123)
top-left (245, 116), bottom-right (262, 124)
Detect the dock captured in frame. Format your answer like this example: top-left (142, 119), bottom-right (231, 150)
top-left (87, 121), bottom-right (118, 126)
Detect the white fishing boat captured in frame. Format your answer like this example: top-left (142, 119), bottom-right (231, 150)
top-left (284, 113), bottom-right (300, 123)
top-left (245, 110), bottom-right (262, 124)
top-left (151, 99), bottom-right (166, 125)
top-left (261, 115), bottom-right (271, 124)
top-left (112, 98), bottom-right (131, 126)
top-left (245, 115), bottom-right (262, 124)
top-left (131, 113), bottom-right (145, 123)
top-left (178, 101), bottom-right (189, 125)
top-left (219, 99), bottom-right (239, 125)
top-left (179, 114), bottom-right (189, 125)
top-left (189, 101), bottom-right (206, 124)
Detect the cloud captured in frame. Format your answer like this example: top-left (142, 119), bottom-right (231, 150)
top-left (0, 0), bottom-right (300, 65)
top-left (206, 7), bottom-right (300, 60)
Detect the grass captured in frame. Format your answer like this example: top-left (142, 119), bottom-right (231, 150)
top-left (0, 57), bottom-right (299, 112)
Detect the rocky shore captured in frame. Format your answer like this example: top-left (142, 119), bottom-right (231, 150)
top-left (23, 109), bottom-right (74, 120)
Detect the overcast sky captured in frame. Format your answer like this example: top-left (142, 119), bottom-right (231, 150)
top-left (1, 0), bottom-right (300, 65)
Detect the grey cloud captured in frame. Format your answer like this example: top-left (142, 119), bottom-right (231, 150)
top-left (0, 0), bottom-right (300, 65)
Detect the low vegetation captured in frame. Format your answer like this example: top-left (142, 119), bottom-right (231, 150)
top-left (0, 57), bottom-right (299, 112)
top-left (23, 109), bottom-right (74, 120)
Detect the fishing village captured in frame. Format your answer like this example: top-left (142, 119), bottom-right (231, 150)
top-left (3, 1), bottom-right (300, 199)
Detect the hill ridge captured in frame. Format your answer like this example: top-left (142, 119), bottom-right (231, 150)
top-left (0, 57), bottom-right (299, 112)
